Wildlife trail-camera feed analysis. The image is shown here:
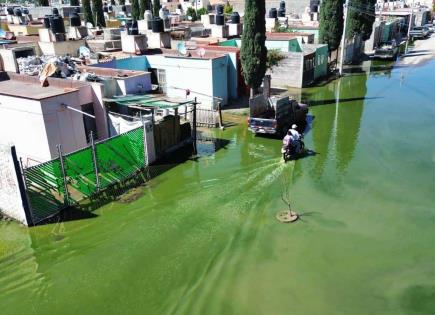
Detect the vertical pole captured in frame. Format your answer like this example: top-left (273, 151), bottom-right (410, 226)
top-left (173, 107), bottom-right (178, 145)
top-left (90, 131), bottom-right (100, 191)
top-left (405, 0), bottom-right (415, 54)
top-left (57, 144), bottom-right (70, 205)
top-left (141, 115), bottom-right (149, 167)
top-left (13, 149), bottom-right (34, 226)
top-left (192, 98), bottom-right (197, 155)
top-left (339, 0), bottom-right (350, 76)
top-left (218, 101), bottom-right (224, 130)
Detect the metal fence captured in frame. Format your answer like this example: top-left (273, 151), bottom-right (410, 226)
top-left (22, 126), bottom-right (147, 224)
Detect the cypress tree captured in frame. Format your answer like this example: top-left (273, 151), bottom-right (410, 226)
top-left (140, 0), bottom-right (151, 19)
top-left (82, 0), bottom-right (95, 26)
top-left (360, 0), bottom-right (376, 41)
top-left (39, 0), bottom-right (49, 6)
top-left (93, 0), bottom-right (106, 27)
top-left (346, 0), bottom-right (376, 40)
top-left (240, 0), bottom-right (267, 97)
top-left (319, 0), bottom-right (344, 56)
top-left (132, 0), bottom-right (141, 20)
top-left (70, 0), bottom-right (80, 6)
top-left (153, 0), bottom-right (160, 18)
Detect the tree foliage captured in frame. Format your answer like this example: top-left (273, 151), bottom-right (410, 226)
top-left (153, 0), bottom-right (160, 17)
top-left (266, 49), bottom-right (285, 70)
top-left (319, 0), bottom-right (344, 52)
top-left (240, 0), bottom-right (267, 93)
top-left (92, 0), bottom-right (106, 27)
top-left (197, 7), bottom-right (208, 18)
top-left (70, 0), bottom-right (80, 6)
top-left (346, 0), bottom-right (376, 40)
top-left (119, 0), bottom-right (126, 5)
top-left (38, 0), bottom-right (49, 6)
top-left (224, 3), bottom-right (233, 15)
top-left (140, 0), bottom-right (151, 19)
top-left (131, 0), bottom-right (140, 20)
top-left (82, 0), bottom-right (94, 26)
top-left (186, 7), bottom-right (197, 21)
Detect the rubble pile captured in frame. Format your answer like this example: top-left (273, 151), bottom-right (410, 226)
top-left (17, 55), bottom-right (79, 77)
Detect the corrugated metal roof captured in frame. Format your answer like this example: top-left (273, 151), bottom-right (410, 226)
top-left (103, 94), bottom-right (195, 109)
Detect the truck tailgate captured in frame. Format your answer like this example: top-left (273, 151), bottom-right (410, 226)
top-left (248, 118), bottom-right (277, 134)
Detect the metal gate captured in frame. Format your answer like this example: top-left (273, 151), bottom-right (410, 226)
top-left (22, 126), bottom-right (147, 224)
top-left (23, 159), bottom-right (67, 224)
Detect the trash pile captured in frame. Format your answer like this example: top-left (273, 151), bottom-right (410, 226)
top-left (16, 46), bottom-right (114, 86)
top-left (17, 55), bottom-right (79, 77)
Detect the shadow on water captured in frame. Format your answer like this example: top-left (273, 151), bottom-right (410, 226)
top-left (305, 96), bottom-right (382, 107)
top-left (38, 134), bottom-right (231, 226)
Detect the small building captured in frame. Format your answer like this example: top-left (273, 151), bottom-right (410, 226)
top-left (0, 73), bottom-right (93, 165)
top-left (92, 50), bottom-right (231, 108)
top-left (267, 32), bottom-right (315, 46)
top-left (287, 25), bottom-right (320, 43)
top-left (365, 18), bottom-right (404, 53)
top-left (304, 44), bottom-right (328, 81)
top-left (0, 68), bottom-right (152, 166)
top-left (219, 36), bottom-right (327, 88)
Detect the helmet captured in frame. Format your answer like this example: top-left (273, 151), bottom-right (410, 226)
top-left (291, 124), bottom-right (297, 129)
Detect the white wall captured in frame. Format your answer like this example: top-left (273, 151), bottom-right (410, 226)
top-left (212, 57), bottom-right (229, 106)
top-left (0, 95), bottom-right (51, 165)
top-left (41, 92), bottom-right (88, 157)
top-left (117, 73), bottom-right (152, 95)
top-left (145, 55), bottom-right (228, 107)
top-left (144, 120), bottom-right (156, 165)
top-left (90, 83), bottom-right (109, 140)
top-left (0, 145), bottom-right (28, 225)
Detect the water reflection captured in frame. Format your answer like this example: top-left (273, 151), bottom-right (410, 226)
top-left (0, 222), bottom-right (45, 306)
top-left (335, 73), bottom-right (367, 173)
top-left (299, 66), bottom-right (370, 178)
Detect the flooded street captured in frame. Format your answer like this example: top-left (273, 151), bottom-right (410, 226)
top-left (1, 59), bottom-right (435, 314)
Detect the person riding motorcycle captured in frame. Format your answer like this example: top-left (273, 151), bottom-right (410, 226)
top-left (282, 130), bottom-right (292, 149)
top-left (289, 124), bottom-right (302, 153)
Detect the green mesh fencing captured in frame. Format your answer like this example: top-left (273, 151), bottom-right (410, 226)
top-left (24, 159), bottom-right (67, 224)
top-left (96, 127), bottom-right (145, 189)
top-left (23, 126), bottom-right (147, 224)
top-left (64, 147), bottom-right (97, 202)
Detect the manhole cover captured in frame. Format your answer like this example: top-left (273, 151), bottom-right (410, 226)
top-left (276, 210), bottom-right (299, 223)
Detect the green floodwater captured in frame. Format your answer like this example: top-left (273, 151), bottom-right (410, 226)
top-left (2, 60), bottom-right (435, 315)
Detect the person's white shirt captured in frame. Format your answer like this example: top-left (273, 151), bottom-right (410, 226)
top-left (289, 129), bottom-right (300, 141)
top-left (283, 134), bottom-right (292, 147)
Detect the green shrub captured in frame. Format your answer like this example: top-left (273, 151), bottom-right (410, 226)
top-left (224, 3), bottom-right (233, 15)
top-left (197, 7), bottom-right (208, 18)
top-left (266, 49), bottom-right (285, 69)
top-left (186, 7), bottom-right (197, 21)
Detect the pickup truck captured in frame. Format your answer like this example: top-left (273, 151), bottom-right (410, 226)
top-left (373, 43), bottom-right (399, 60)
top-left (248, 96), bottom-right (308, 136)
top-left (409, 26), bottom-right (429, 39)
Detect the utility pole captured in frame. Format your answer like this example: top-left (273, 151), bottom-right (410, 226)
top-left (339, 0), bottom-right (350, 76)
top-left (405, 0), bottom-right (415, 54)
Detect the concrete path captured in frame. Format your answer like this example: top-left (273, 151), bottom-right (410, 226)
top-left (399, 34), bottom-right (435, 66)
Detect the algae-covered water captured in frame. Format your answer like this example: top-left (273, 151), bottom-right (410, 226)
top-left (2, 60), bottom-right (435, 315)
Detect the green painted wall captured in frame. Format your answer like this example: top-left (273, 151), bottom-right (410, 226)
top-left (314, 45), bottom-right (328, 80)
top-left (219, 38), bottom-right (301, 52)
top-left (219, 39), bottom-right (239, 47)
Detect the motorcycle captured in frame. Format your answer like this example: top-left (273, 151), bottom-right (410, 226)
top-left (281, 137), bottom-right (305, 162)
